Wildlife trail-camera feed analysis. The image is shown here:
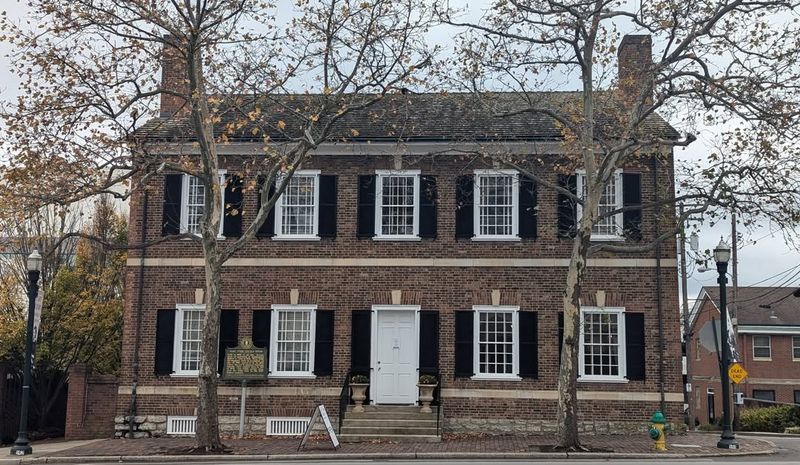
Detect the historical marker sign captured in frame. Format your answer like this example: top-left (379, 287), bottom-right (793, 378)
top-left (223, 337), bottom-right (268, 380)
top-left (728, 362), bottom-right (748, 384)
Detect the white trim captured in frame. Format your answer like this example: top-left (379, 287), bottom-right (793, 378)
top-left (166, 416), bottom-right (197, 436)
top-left (179, 171), bottom-right (227, 237)
top-left (578, 306), bottom-right (627, 382)
top-left (471, 305), bottom-right (520, 380)
top-left (793, 336), bottom-right (800, 362)
top-left (752, 334), bottom-right (772, 361)
top-left (266, 417), bottom-right (310, 436)
top-left (473, 170), bottom-right (519, 240)
top-left (374, 170), bottom-right (420, 240)
top-left (128, 257), bottom-right (679, 268)
top-left (172, 304), bottom-right (206, 376)
top-left (273, 170), bottom-right (320, 240)
top-left (269, 304), bottom-right (317, 378)
top-left (370, 304), bottom-right (420, 405)
top-left (738, 325), bottom-right (800, 335)
top-left (575, 169), bottom-right (624, 241)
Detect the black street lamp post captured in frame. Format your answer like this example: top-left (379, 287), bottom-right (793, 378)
top-left (10, 250), bottom-right (42, 456)
top-left (714, 239), bottom-right (739, 450)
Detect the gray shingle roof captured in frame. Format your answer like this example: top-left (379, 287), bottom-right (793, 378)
top-left (135, 92), bottom-right (680, 143)
top-left (701, 286), bottom-right (800, 326)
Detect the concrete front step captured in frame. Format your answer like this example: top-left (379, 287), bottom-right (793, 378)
top-left (343, 418), bottom-right (438, 428)
top-left (340, 426), bottom-right (439, 435)
top-left (337, 433), bottom-right (441, 443)
top-left (347, 405), bottom-right (438, 413)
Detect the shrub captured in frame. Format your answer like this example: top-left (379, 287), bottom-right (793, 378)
top-left (739, 405), bottom-right (800, 432)
top-left (350, 374), bottom-right (369, 384)
top-left (418, 374), bottom-right (437, 385)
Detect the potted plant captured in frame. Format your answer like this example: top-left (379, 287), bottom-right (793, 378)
top-left (350, 374), bottom-right (369, 413)
top-left (417, 374), bottom-right (438, 413)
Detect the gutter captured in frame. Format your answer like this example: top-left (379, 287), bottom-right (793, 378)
top-left (128, 191), bottom-right (148, 437)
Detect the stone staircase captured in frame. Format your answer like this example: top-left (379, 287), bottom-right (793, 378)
top-left (338, 405), bottom-right (441, 442)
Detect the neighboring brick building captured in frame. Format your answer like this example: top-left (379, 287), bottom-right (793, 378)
top-left (688, 286), bottom-right (800, 426)
top-left (115, 34), bottom-right (684, 439)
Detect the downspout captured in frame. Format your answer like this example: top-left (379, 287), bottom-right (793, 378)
top-left (653, 155), bottom-right (667, 414)
top-left (128, 191), bottom-right (148, 437)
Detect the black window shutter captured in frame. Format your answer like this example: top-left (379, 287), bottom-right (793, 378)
top-left (162, 174), bottom-right (183, 236)
top-left (557, 312), bottom-right (564, 362)
top-left (218, 309), bottom-right (239, 374)
top-left (314, 310), bottom-right (335, 376)
top-left (454, 310), bottom-right (474, 377)
top-left (625, 312), bottom-right (646, 381)
top-left (318, 176), bottom-right (337, 238)
top-left (357, 175), bottom-right (376, 238)
top-left (256, 176), bottom-right (276, 237)
top-left (252, 310), bottom-right (271, 349)
top-left (557, 174), bottom-right (577, 238)
top-left (351, 310), bottom-right (371, 374)
top-left (519, 175), bottom-right (538, 239)
top-left (455, 175), bottom-right (474, 239)
top-left (419, 176), bottom-right (438, 239)
top-left (518, 311), bottom-right (538, 378)
top-left (419, 311), bottom-right (439, 375)
top-left (223, 174), bottom-right (244, 238)
top-left (622, 173), bottom-right (642, 241)
top-left (155, 309), bottom-right (176, 375)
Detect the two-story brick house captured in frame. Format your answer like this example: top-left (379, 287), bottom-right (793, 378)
top-left (688, 286), bottom-right (800, 425)
top-left (115, 34), bottom-right (684, 440)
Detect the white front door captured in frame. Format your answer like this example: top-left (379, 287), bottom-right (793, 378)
top-left (375, 310), bottom-right (416, 404)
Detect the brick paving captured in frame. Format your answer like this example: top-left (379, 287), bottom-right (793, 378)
top-left (49, 433), bottom-right (774, 458)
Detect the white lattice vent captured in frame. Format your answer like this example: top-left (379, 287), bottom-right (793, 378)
top-left (167, 416), bottom-right (197, 436)
top-left (266, 417), bottom-right (309, 436)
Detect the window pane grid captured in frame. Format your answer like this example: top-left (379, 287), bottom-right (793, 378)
top-left (753, 335), bottom-right (771, 358)
top-left (793, 336), bottom-right (800, 359)
top-left (478, 175), bottom-right (513, 236)
top-left (380, 175), bottom-right (415, 236)
top-left (593, 175), bottom-right (618, 236)
top-left (280, 176), bottom-right (316, 236)
top-left (186, 177), bottom-right (205, 235)
top-left (181, 308), bottom-right (204, 372)
top-left (478, 311), bottom-right (513, 375)
top-left (276, 310), bottom-right (311, 373)
top-left (582, 312), bottom-right (620, 377)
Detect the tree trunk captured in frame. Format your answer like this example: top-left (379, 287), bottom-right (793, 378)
top-left (195, 255), bottom-right (224, 451)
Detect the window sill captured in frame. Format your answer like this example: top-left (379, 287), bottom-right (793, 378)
top-left (471, 236), bottom-right (521, 242)
top-left (753, 357), bottom-right (772, 361)
top-left (268, 373), bottom-right (317, 379)
top-left (373, 236), bottom-right (421, 241)
top-left (170, 373), bottom-right (199, 378)
top-left (578, 377), bottom-right (629, 384)
top-left (272, 236), bottom-right (321, 241)
top-left (589, 235), bottom-right (625, 242)
top-left (471, 375), bottom-right (522, 381)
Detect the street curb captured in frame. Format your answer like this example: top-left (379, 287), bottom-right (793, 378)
top-left (12, 446), bottom-right (778, 463)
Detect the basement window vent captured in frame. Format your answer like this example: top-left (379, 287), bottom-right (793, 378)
top-left (266, 417), bottom-right (309, 436)
top-left (167, 416), bottom-right (197, 436)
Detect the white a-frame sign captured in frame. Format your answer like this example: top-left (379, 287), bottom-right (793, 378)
top-left (298, 405), bottom-right (340, 451)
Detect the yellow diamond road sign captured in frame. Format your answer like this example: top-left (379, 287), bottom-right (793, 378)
top-left (728, 362), bottom-right (748, 384)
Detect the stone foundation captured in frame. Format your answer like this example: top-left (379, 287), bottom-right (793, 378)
top-left (114, 414), bottom-right (334, 438)
top-left (443, 418), bottom-right (652, 435)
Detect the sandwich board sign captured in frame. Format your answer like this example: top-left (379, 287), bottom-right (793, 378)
top-left (298, 405), bottom-right (339, 450)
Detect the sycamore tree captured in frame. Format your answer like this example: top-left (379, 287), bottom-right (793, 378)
top-left (1, 0), bottom-right (436, 450)
top-left (440, 0), bottom-right (800, 449)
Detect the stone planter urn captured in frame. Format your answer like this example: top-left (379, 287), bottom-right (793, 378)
top-left (417, 379), bottom-right (438, 414)
top-left (350, 382), bottom-right (369, 413)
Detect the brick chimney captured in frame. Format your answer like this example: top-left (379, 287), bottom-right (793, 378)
top-left (159, 36), bottom-right (189, 117)
top-left (617, 34), bottom-right (653, 106)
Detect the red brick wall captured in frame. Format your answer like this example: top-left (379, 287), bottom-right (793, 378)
top-left (65, 364), bottom-right (119, 440)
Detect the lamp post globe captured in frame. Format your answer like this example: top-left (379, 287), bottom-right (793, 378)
top-left (714, 239), bottom-right (738, 450)
top-left (10, 250), bottom-right (42, 456)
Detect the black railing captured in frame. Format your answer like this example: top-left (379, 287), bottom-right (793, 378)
top-left (434, 371), bottom-right (443, 436)
top-left (338, 370), bottom-right (353, 434)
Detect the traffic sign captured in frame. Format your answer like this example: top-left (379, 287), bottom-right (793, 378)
top-left (728, 362), bottom-right (748, 384)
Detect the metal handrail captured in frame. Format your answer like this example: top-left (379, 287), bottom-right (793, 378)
top-left (338, 370), bottom-right (352, 434)
top-left (434, 370), bottom-right (442, 436)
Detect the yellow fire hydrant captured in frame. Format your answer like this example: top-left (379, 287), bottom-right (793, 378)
top-left (649, 411), bottom-right (667, 451)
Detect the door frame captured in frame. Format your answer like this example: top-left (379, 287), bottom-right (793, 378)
top-left (370, 304), bottom-right (420, 405)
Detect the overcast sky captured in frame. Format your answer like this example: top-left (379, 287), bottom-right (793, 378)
top-left (1, 2), bottom-right (798, 305)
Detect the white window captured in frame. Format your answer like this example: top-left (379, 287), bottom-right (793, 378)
top-left (274, 170), bottom-right (320, 240)
top-left (472, 306), bottom-right (520, 380)
top-left (474, 170), bottom-right (519, 240)
top-left (576, 170), bottom-right (623, 240)
top-left (173, 304), bottom-right (205, 376)
top-left (579, 307), bottom-right (627, 382)
top-left (270, 304), bottom-right (316, 378)
top-left (180, 171), bottom-right (227, 236)
top-left (752, 335), bottom-right (771, 360)
top-left (375, 170), bottom-right (420, 239)
top-left (793, 336), bottom-right (800, 361)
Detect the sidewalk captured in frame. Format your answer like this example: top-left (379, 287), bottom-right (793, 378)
top-left (1, 432), bottom-right (776, 463)
top-left (2, 440), bottom-right (105, 464)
